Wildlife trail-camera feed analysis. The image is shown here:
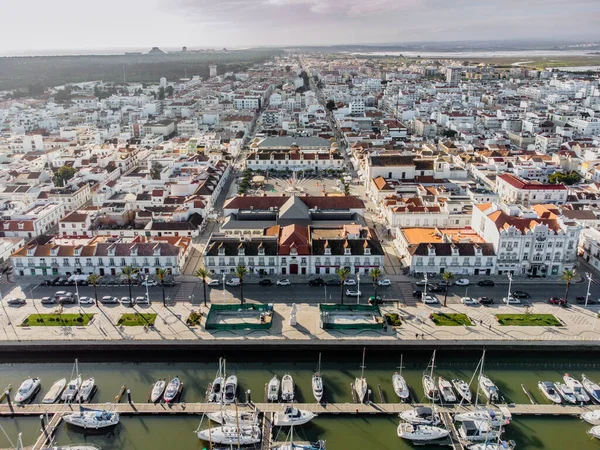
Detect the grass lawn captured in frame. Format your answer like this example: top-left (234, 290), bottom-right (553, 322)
top-left (117, 313), bottom-right (157, 326)
top-left (496, 314), bottom-right (562, 326)
top-left (21, 313), bottom-right (93, 327)
top-left (384, 313), bottom-right (402, 326)
top-left (431, 313), bottom-right (473, 326)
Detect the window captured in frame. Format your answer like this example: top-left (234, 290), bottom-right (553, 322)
top-left (208, 257), bottom-right (215, 266)
top-left (501, 242), bottom-right (506, 248)
top-left (268, 257), bottom-right (275, 265)
top-left (155, 258), bottom-right (160, 266)
top-left (120, 258), bottom-right (126, 266)
top-left (525, 242), bottom-right (530, 248)
top-left (86, 258), bottom-right (93, 266)
top-left (301, 257), bottom-right (307, 264)
top-left (109, 258), bottom-right (115, 266)
top-left (524, 253), bottom-right (529, 260)
top-left (228, 257), bottom-right (235, 265)
top-left (281, 257), bottom-right (287, 264)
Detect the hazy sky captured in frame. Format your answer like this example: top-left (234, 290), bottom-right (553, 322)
top-left (2, 0), bottom-right (599, 54)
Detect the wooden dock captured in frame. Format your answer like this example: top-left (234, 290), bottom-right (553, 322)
top-left (261, 411), bottom-right (273, 450)
top-left (31, 413), bottom-right (63, 450)
top-left (440, 411), bottom-right (465, 450)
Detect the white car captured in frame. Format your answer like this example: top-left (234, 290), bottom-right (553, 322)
top-left (78, 296), bottom-right (94, 305)
top-left (503, 296), bottom-right (521, 305)
top-left (277, 279), bottom-right (291, 286)
top-left (135, 295), bottom-right (149, 305)
top-left (378, 279), bottom-right (392, 287)
top-left (141, 279), bottom-right (158, 287)
top-left (208, 279), bottom-right (220, 287)
top-left (415, 279), bottom-right (428, 286)
top-left (421, 295), bottom-right (438, 304)
top-left (226, 279), bottom-right (241, 287)
top-left (345, 289), bottom-right (362, 297)
top-left (461, 297), bottom-right (477, 305)
top-left (455, 278), bottom-right (470, 286)
top-left (343, 279), bottom-right (357, 286)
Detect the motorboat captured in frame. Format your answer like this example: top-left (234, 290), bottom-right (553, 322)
top-left (281, 374), bottom-right (295, 402)
top-left (163, 377), bottom-right (181, 403)
top-left (438, 377), bottom-right (457, 403)
top-left (554, 382), bottom-right (577, 404)
top-left (538, 381), bottom-right (561, 404)
top-left (224, 375), bottom-right (237, 404)
top-left (589, 425), bottom-right (600, 439)
top-left (274, 441), bottom-right (326, 450)
top-left (393, 372), bottom-right (410, 401)
top-left (455, 408), bottom-right (512, 427)
top-left (43, 378), bottom-right (67, 404)
top-left (582, 374), bottom-right (600, 403)
top-left (268, 375), bottom-right (280, 402)
top-left (62, 375), bottom-right (82, 403)
top-left (207, 410), bottom-right (257, 425)
top-left (63, 409), bottom-right (119, 429)
top-left (422, 375), bottom-right (439, 402)
top-left (49, 445), bottom-right (103, 450)
top-left (150, 379), bottom-right (166, 403)
top-left (397, 423), bottom-right (449, 442)
top-left (452, 379), bottom-right (472, 403)
top-left (468, 440), bottom-right (516, 450)
top-left (478, 374), bottom-right (500, 402)
top-left (564, 374), bottom-right (590, 403)
top-left (312, 353), bottom-right (324, 403)
top-left (77, 377), bottom-right (95, 403)
top-left (208, 358), bottom-right (225, 404)
top-left (399, 406), bottom-right (440, 425)
top-left (354, 348), bottom-right (368, 403)
top-left (196, 424), bottom-right (261, 445)
top-left (273, 406), bottom-right (317, 426)
top-left (14, 377), bottom-right (41, 403)
top-left (458, 420), bottom-right (501, 442)
top-left (582, 410), bottom-right (600, 425)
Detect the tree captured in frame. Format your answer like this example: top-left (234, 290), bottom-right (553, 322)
top-left (156, 268), bottom-right (167, 307)
top-left (150, 161), bottom-right (163, 180)
top-left (158, 87), bottom-right (165, 100)
top-left (235, 265), bottom-right (249, 305)
top-left (326, 100), bottom-right (336, 111)
top-left (336, 267), bottom-right (351, 305)
top-left (195, 268), bottom-right (210, 307)
top-left (343, 183), bottom-right (351, 196)
top-left (87, 273), bottom-right (101, 307)
top-left (562, 269), bottom-right (577, 305)
top-left (54, 87), bottom-right (72, 103)
top-left (442, 271), bottom-right (455, 307)
top-left (548, 171), bottom-right (581, 186)
top-left (166, 86), bottom-right (174, 97)
top-left (120, 266), bottom-right (139, 303)
top-left (369, 268), bottom-right (382, 300)
top-left (53, 166), bottom-right (77, 187)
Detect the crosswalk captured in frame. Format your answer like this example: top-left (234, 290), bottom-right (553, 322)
top-left (397, 282), bottom-right (417, 306)
top-left (172, 282), bottom-right (196, 304)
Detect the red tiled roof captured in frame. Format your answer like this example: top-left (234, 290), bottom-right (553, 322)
top-left (498, 173), bottom-right (566, 191)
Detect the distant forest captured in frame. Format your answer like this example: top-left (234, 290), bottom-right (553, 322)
top-left (0, 48), bottom-right (283, 91)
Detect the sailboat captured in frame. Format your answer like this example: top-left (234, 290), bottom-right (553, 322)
top-left (196, 401), bottom-right (261, 445)
top-left (478, 351), bottom-right (499, 403)
top-left (312, 353), bottom-right (324, 403)
top-left (62, 359), bottom-right (82, 403)
top-left (397, 423), bottom-right (449, 442)
top-left (354, 348), bottom-right (368, 403)
top-left (422, 351), bottom-right (439, 402)
top-left (208, 358), bottom-right (225, 403)
top-left (273, 420), bottom-right (326, 450)
top-left (63, 407), bottom-right (119, 429)
top-left (392, 355), bottom-right (410, 401)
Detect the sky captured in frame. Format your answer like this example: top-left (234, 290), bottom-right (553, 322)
top-left (2, 0), bottom-right (600, 54)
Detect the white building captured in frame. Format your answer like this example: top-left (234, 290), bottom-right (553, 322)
top-left (496, 173), bottom-right (568, 205)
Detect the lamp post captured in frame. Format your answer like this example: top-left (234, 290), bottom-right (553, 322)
top-left (222, 273), bottom-right (226, 297)
top-left (422, 272), bottom-right (428, 302)
top-left (507, 273), bottom-right (513, 301)
top-left (357, 273), bottom-right (361, 305)
top-left (74, 278), bottom-right (80, 308)
top-left (144, 275), bottom-right (150, 302)
top-left (586, 272), bottom-right (593, 307)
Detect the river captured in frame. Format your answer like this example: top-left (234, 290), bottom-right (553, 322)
top-left (0, 350), bottom-right (597, 449)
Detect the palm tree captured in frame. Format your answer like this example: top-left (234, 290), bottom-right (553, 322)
top-left (156, 268), bottom-right (167, 307)
top-left (120, 265), bottom-right (139, 303)
top-left (195, 267), bottom-right (210, 307)
top-left (562, 269), bottom-right (577, 305)
top-left (87, 273), bottom-right (101, 307)
top-left (442, 271), bottom-right (455, 307)
top-left (336, 267), bottom-right (351, 305)
top-left (235, 265), bottom-right (249, 305)
top-left (369, 267), bottom-right (382, 300)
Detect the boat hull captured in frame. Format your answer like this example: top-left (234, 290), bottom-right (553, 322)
top-left (312, 374), bottom-right (323, 403)
top-left (150, 381), bottom-right (166, 403)
top-left (397, 423), bottom-right (449, 441)
top-left (196, 425), bottom-right (261, 445)
top-left (354, 378), bottom-right (367, 403)
top-left (163, 378), bottom-right (181, 403)
top-left (43, 378), bottom-right (67, 404)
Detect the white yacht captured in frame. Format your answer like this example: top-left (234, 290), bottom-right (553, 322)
top-left (554, 382), bottom-right (577, 404)
top-left (282, 374), bottom-right (295, 402)
top-left (150, 379), bottom-right (166, 403)
top-left (468, 440), bottom-right (516, 450)
top-left (582, 410), bottom-right (600, 425)
top-left (354, 348), bottom-right (368, 403)
top-left (312, 353), bottom-right (324, 403)
top-left (63, 409), bottom-right (119, 429)
top-left (223, 375), bottom-right (237, 404)
top-left (538, 381), bottom-right (562, 404)
top-left (14, 377), bottom-right (41, 403)
top-left (50, 446), bottom-right (102, 450)
top-left (207, 410), bottom-right (257, 425)
top-left (397, 423), bottom-right (449, 442)
top-left (196, 424), bottom-right (261, 445)
top-left (589, 425), bottom-right (600, 439)
top-left (392, 372), bottom-right (410, 401)
top-left (62, 375), bottom-right (82, 403)
top-left (452, 379), bottom-right (472, 403)
top-left (422, 375), bottom-right (439, 402)
top-left (455, 408), bottom-right (512, 427)
top-left (209, 358), bottom-right (225, 404)
top-left (77, 377), bottom-right (95, 403)
top-left (274, 441), bottom-right (326, 450)
top-left (163, 377), bottom-right (181, 403)
top-left (268, 375), bottom-right (280, 402)
top-left (458, 420), bottom-right (501, 442)
top-left (399, 406), bottom-right (440, 425)
top-left (438, 377), bottom-right (456, 403)
top-left (274, 406), bottom-right (316, 427)
top-left (478, 374), bottom-right (500, 402)
top-left (43, 378), bottom-right (66, 404)
top-left (582, 374), bottom-right (600, 403)
top-left (564, 374), bottom-right (590, 403)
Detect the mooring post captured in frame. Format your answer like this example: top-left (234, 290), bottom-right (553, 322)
top-left (127, 389), bottom-right (132, 404)
top-left (5, 391), bottom-right (12, 407)
top-left (40, 414), bottom-right (47, 437)
top-left (246, 389), bottom-right (251, 403)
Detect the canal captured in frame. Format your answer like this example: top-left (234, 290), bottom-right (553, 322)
top-left (0, 350), bottom-right (597, 449)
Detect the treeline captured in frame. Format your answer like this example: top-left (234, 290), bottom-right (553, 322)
top-left (0, 48), bottom-right (283, 91)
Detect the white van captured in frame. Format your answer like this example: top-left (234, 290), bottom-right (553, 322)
top-left (226, 277), bottom-right (241, 286)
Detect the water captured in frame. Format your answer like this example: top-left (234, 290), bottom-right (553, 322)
top-left (0, 351), bottom-right (598, 449)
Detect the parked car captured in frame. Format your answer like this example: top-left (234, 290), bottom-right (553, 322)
top-left (477, 279), bottom-right (495, 287)
top-left (326, 279), bottom-right (341, 286)
top-left (44, 277), bottom-right (59, 286)
top-left (161, 280), bottom-right (176, 287)
top-left (41, 296), bottom-right (55, 305)
top-left (512, 291), bottom-right (530, 299)
top-left (412, 290), bottom-right (422, 298)
top-left (54, 291), bottom-right (73, 299)
top-left (345, 289), bottom-right (362, 297)
top-left (455, 278), bottom-right (470, 286)
top-left (576, 296), bottom-right (596, 305)
top-left (121, 297), bottom-right (135, 307)
top-left (421, 295), bottom-right (438, 304)
top-left (141, 279), bottom-right (158, 287)
top-left (226, 278), bottom-right (241, 287)
top-left (343, 279), bottom-right (357, 286)
top-left (478, 296), bottom-right (494, 305)
top-left (368, 296), bottom-right (383, 305)
top-left (258, 279), bottom-right (273, 286)
top-left (208, 279), bottom-right (220, 287)
top-left (100, 296), bottom-right (119, 304)
top-left (276, 279), bottom-right (291, 286)
top-left (549, 297), bottom-right (567, 306)
top-left (135, 296), bottom-right (150, 305)
top-left (378, 279), bottom-right (392, 287)
top-left (503, 296), bottom-right (521, 305)
top-left (58, 296), bottom-right (76, 305)
top-left (461, 297), bottom-right (477, 305)
top-left (7, 297), bottom-right (25, 306)
top-left (428, 284), bottom-right (445, 293)
top-left (79, 296), bottom-right (94, 305)
top-left (53, 278), bottom-right (67, 286)
top-left (309, 278), bottom-right (325, 287)
top-left (415, 279), bottom-right (428, 286)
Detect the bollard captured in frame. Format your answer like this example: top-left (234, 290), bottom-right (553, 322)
top-left (127, 389), bottom-right (132, 404)
top-left (246, 389), bottom-right (251, 403)
top-left (40, 414), bottom-right (47, 437)
top-left (6, 391), bottom-right (11, 407)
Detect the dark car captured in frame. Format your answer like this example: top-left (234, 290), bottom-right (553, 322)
top-left (478, 296), bottom-right (494, 305)
top-left (428, 284), bottom-right (445, 293)
top-left (576, 296), bottom-right (596, 305)
top-left (549, 297), bottom-right (567, 306)
top-left (413, 290), bottom-right (422, 298)
top-left (477, 279), bottom-right (495, 287)
top-left (258, 279), bottom-right (272, 286)
top-left (512, 291), bottom-right (530, 299)
top-left (309, 278), bottom-right (325, 287)
top-left (161, 280), bottom-right (175, 287)
top-left (368, 295), bottom-right (383, 305)
top-left (326, 279), bottom-right (341, 286)
top-left (44, 277), bottom-right (59, 286)
top-left (53, 277), bottom-right (67, 286)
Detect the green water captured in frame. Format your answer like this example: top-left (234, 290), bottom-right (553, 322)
top-left (0, 352), bottom-right (598, 449)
